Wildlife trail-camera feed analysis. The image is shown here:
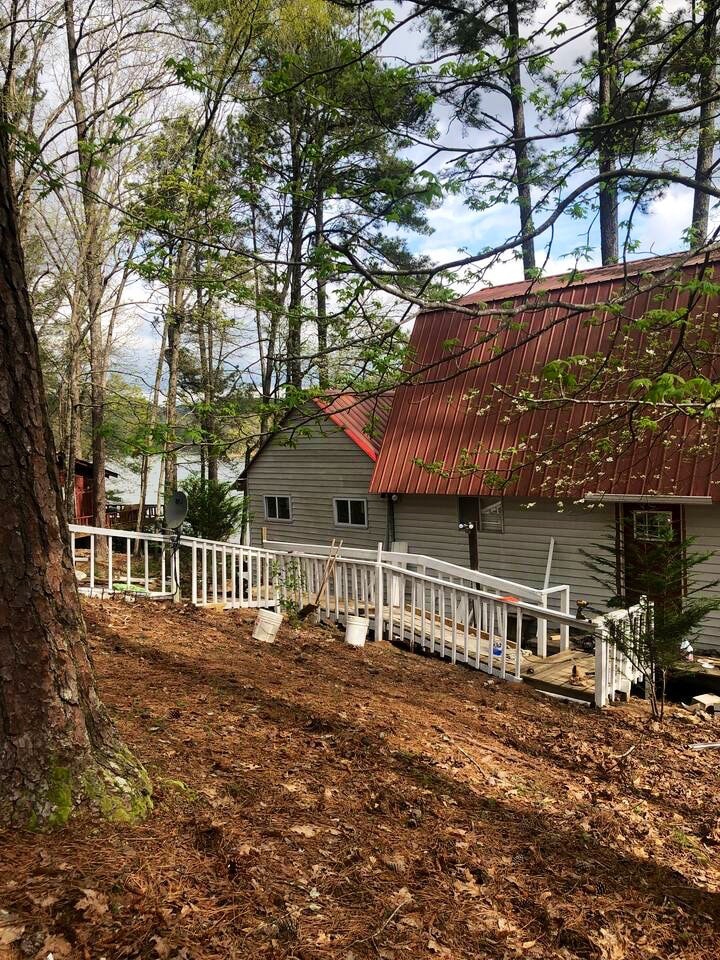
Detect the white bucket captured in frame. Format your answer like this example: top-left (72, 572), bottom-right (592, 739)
top-left (345, 614), bottom-right (369, 648)
top-left (252, 607), bottom-right (284, 643)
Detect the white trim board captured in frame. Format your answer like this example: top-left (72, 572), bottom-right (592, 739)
top-left (583, 494), bottom-right (714, 505)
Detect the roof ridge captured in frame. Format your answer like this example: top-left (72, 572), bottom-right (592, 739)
top-left (455, 247), bottom-right (720, 307)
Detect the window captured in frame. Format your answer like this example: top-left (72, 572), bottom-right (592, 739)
top-left (264, 495), bottom-right (292, 521)
top-left (480, 499), bottom-right (504, 533)
top-left (334, 498), bottom-right (367, 527)
top-left (633, 510), bottom-right (673, 542)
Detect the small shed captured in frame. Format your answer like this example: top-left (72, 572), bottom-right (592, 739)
top-left (57, 455), bottom-right (118, 525)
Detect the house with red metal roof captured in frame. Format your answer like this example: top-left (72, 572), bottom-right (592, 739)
top-left (243, 251), bottom-right (720, 647)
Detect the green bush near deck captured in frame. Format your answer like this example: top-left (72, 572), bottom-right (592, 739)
top-left (180, 477), bottom-right (246, 542)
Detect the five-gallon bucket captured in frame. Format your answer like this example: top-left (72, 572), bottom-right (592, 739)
top-left (345, 614), bottom-right (369, 648)
top-left (253, 607), bottom-right (284, 643)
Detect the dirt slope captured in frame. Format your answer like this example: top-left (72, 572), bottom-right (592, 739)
top-left (1, 597), bottom-right (719, 959)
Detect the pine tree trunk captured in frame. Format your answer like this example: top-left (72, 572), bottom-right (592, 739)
top-left (597, 0), bottom-right (619, 265)
top-left (64, 0), bottom-right (107, 529)
top-left (691, 0), bottom-right (719, 246)
top-left (0, 107), bottom-right (151, 827)
top-left (506, 0), bottom-right (536, 279)
top-left (164, 290), bottom-right (184, 506)
top-left (287, 114), bottom-right (304, 389)
top-left (314, 182), bottom-right (329, 386)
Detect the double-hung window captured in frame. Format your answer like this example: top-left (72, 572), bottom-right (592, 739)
top-left (334, 497), bottom-right (367, 527)
top-left (264, 495), bottom-right (292, 521)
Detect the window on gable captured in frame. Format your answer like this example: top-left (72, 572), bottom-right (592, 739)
top-left (264, 495), bottom-right (292, 521)
top-left (334, 498), bottom-right (367, 527)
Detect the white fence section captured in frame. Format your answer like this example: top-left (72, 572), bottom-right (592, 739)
top-left (263, 538), bottom-right (572, 657)
top-left (69, 524), bottom-right (178, 599)
top-left (69, 525), bottom-right (641, 707)
top-left (593, 600), bottom-right (649, 708)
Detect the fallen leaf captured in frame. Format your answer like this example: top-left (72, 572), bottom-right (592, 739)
top-left (33, 934), bottom-right (73, 959)
top-left (382, 853), bottom-right (407, 874)
top-left (426, 938), bottom-right (453, 956)
top-left (390, 887), bottom-right (413, 908)
top-left (290, 825), bottom-right (319, 838)
top-left (0, 925), bottom-right (24, 946)
top-left (151, 935), bottom-right (171, 959)
top-left (75, 888), bottom-right (109, 922)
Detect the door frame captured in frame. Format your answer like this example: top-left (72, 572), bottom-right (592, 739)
top-left (457, 496), bottom-right (480, 570)
top-left (617, 502), bottom-right (686, 603)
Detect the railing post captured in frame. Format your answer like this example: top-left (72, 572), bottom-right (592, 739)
top-left (172, 539), bottom-right (181, 604)
top-left (559, 586), bottom-right (570, 651)
top-left (594, 624), bottom-right (608, 708)
top-left (374, 541), bottom-right (384, 641)
top-left (537, 589), bottom-right (548, 658)
top-left (191, 542), bottom-right (198, 606)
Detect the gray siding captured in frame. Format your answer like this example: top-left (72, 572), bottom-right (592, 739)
top-left (394, 495), bottom-right (614, 605)
top-left (248, 431), bottom-right (720, 650)
top-left (395, 496), bottom-right (720, 650)
top-left (684, 505), bottom-right (720, 650)
top-left (246, 416), bottom-right (387, 550)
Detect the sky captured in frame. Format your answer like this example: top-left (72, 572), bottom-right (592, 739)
top-left (112, 0), bottom-right (717, 401)
top-left (379, 1), bottom-right (715, 288)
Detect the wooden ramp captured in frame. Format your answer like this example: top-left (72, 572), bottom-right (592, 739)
top-left (231, 590), bottom-right (593, 701)
top-left (521, 649), bottom-right (596, 703)
top-left (381, 603), bottom-right (519, 674)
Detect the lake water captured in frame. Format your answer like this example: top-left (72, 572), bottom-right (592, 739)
top-left (108, 454), bottom-right (241, 505)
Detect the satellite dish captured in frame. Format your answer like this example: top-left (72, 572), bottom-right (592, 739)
top-left (165, 490), bottom-right (188, 530)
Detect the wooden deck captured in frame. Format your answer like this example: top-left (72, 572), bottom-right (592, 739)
top-left (521, 649), bottom-right (596, 703)
top-left (311, 596), bottom-right (593, 701)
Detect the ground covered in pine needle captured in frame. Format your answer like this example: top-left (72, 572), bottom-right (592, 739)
top-left (2, 597), bottom-right (720, 960)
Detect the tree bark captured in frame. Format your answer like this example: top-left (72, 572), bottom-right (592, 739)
top-left (691, 0), bottom-right (719, 246)
top-left (287, 113), bottom-right (304, 389)
top-left (597, 0), bottom-right (619, 264)
top-left (506, 0), bottom-right (536, 279)
top-left (136, 321), bottom-right (167, 543)
top-left (64, 0), bottom-right (107, 528)
top-left (314, 180), bottom-right (329, 387)
top-left (0, 102), bottom-right (151, 827)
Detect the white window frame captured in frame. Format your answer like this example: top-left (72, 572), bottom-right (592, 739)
top-left (333, 497), bottom-right (368, 528)
top-left (633, 509), bottom-right (673, 542)
top-left (480, 498), bottom-right (504, 533)
top-left (264, 494), bottom-right (293, 522)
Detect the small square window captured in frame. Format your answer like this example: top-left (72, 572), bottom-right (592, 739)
top-left (264, 495), bottom-right (292, 521)
top-left (480, 499), bottom-right (504, 533)
top-left (334, 498), bottom-right (367, 527)
top-left (633, 510), bottom-right (673, 542)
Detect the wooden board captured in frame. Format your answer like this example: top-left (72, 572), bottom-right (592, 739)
top-left (522, 649), bottom-right (596, 703)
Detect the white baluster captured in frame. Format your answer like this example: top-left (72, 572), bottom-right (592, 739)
top-left (515, 609), bottom-right (523, 680)
top-left (191, 542), bottom-right (198, 605)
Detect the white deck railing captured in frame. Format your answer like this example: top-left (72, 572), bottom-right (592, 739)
top-left (263, 538), bottom-right (572, 656)
top-left (68, 524), bottom-right (642, 707)
top-left (593, 600), bottom-right (649, 707)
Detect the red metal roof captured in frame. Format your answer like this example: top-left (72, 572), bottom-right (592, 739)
top-left (370, 251), bottom-right (720, 500)
top-left (312, 391), bottom-right (394, 461)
